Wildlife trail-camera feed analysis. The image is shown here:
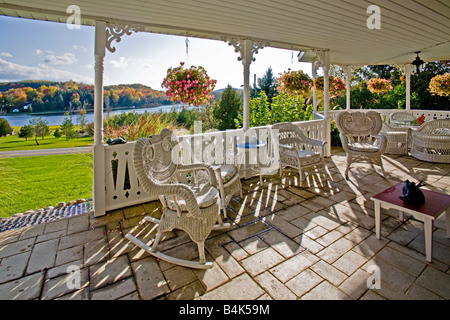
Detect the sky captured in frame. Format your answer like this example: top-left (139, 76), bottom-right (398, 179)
top-left (0, 15), bottom-right (313, 91)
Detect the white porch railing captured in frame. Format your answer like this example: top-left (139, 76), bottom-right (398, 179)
top-left (100, 108), bottom-right (450, 215)
top-left (326, 109), bottom-right (450, 123)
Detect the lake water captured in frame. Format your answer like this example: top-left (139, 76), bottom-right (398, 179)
top-left (1, 104), bottom-right (191, 127)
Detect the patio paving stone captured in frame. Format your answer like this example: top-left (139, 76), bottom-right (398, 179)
top-left (254, 271), bottom-right (297, 300)
top-left (26, 238), bottom-right (58, 274)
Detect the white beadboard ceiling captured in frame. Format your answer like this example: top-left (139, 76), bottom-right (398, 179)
top-left (1, 0), bottom-right (449, 65)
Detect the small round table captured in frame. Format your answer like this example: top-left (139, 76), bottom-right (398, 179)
top-left (235, 140), bottom-right (268, 183)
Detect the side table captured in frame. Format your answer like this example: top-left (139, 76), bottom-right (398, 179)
top-left (371, 183), bottom-right (450, 262)
top-left (236, 140), bottom-right (267, 184)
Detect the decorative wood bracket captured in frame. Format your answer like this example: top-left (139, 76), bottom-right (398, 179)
top-left (223, 37), bottom-right (268, 65)
top-left (312, 49), bottom-right (330, 71)
top-left (395, 63), bottom-right (414, 75)
top-left (105, 24), bottom-right (144, 53)
top-left (340, 64), bottom-right (362, 78)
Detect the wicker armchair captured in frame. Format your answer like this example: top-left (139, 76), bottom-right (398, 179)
top-left (381, 122), bottom-right (411, 155)
top-left (125, 129), bottom-right (230, 269)
top-left (336, 111), bottom-right (387, 179)
top-left (411, 119), bottom-right (450, 163)
top-left (187, 135), bottom-right (242, 218)
top-left (272, 122), bottom-right (326, 185)
top-left (389, 111), bottom-right (416, 126)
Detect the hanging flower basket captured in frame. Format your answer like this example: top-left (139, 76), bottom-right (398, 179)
top-left (162, 62), bottom-right (217, 106)
top-left (367, 78), bottom-right (393, 94)
top-left (313, 76), bottom-right (346, 98)
top-left (429, 73), bottom-right (450, 97)
top-left (276, 69), bottom-right (312, 95)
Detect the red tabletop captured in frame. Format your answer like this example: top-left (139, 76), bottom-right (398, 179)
top-left (372, 183), bottom-right (450, 218)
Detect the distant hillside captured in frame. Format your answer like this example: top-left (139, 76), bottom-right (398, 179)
top-left (212, 87), bottom-right (243, 100)
top-left (0, 80), bottom-right (65, 91)
top-left (0, 80), bottom-right (169, 114)
top-left (0, 81), bottom-right (246, 114)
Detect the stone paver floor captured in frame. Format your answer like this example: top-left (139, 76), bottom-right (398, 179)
top-left (1, 148), bottom-right (449, 300)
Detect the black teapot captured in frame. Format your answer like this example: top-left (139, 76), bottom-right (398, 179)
top-left (399, 180), bottom-right (425, 205)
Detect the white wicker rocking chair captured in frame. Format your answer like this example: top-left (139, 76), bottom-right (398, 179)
top-left (125, 129), bottom-right (230, 269)
top-left (336, 111), bottom-right (387, 180)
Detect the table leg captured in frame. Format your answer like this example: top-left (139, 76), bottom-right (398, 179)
top-left (424, 217), bottom-right (433, 263)
top-left (398, 210), bottom-right (404, 222)
top-left (374, 200), bottom-right (381, 240)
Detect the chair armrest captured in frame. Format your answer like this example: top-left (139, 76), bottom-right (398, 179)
top-left (373, 134), bottom-right (387, 153)
top-left (278, 143), bottom-right (296, 150)
top-left (305, 137), bottom-right (326, 148)
top-left (339, 133), bottom-right (351, 153)
top-left (157, 183), bottom-right (203, 219)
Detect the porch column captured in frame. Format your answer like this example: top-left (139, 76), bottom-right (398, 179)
top-left (341, 65), bottom-right (354, 110)
top-left (404, 64), bottom-right (412, 111)
top-left (93, 21), bottom-right (106, 217)
top-left (312, 61), bottom-right (318, 113)
top-left (242, 40), bottom-right (252, 131)
top-left (314, 49), bottom-right (331, 157)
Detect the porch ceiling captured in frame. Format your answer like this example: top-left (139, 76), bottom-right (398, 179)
top-left (1, 0), bottom-right (449, 65)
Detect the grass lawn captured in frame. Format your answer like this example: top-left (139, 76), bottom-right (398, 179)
top-left (0, 126), bottom-right (93, 152)
top-left (0, 153), bottom-right (93, 217)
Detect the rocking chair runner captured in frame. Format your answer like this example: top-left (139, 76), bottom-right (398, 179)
top-left (125, 129), bottom-right (230, 269)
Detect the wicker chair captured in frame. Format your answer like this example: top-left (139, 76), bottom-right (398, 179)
top-left (381, 122), bottom-right (411, 155)
top-left (272, 122), bottom-right (326, 185)
top-left (411, 119), bottom-right (450, 163)
top-left (336, 111), bottom-right (387, 179)
top-left (187, 135), bottom-right (242, 218)
top-left (125, 129), bottom-right (230, 269)
top-left (389, 111), bottom-right (416, 126)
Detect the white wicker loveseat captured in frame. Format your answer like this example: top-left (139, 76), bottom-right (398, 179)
top-left (411, 119), bottom-right (450, 163)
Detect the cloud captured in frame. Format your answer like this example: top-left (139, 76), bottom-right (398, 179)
top-left (0, 52), bottom-right (13, 58)
top-left (0, 57), bottom-right (92, 83)
top-left (73, 45), bottom-right (88, 52)
top-left (35, 49), bottom-right (43, 55)
top-left (44, 52), bottom-right (77, 65)
top-left (142, 63), bottom-right (152, 70)
top-left (108, 57), bottom-right (128, 69)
